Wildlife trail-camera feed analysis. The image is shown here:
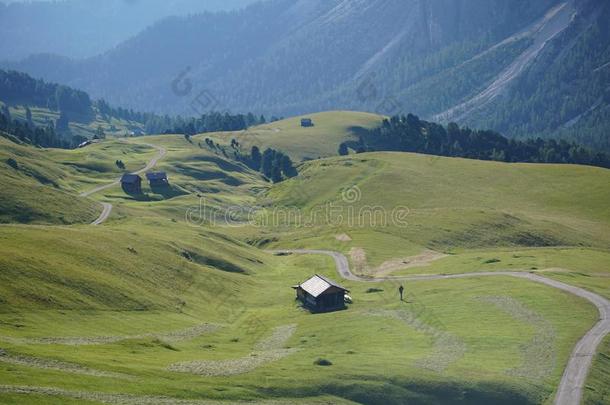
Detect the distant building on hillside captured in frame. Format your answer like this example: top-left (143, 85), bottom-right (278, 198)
top-left (293, 274), bottom-right (349, 313)
top-left (146, 172), bottom-right (169, 187)
top-left (121, 173), bottom-right (142, 194)
top-left (301, 118), bottom-right (314, 127)
top-left (77, 139), bottom-right (101, 148)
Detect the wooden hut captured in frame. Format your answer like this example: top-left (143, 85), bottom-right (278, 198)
top-left (120, 173), bottom-right (142, 194)
top-left (146, 172), bottom-right (169, 187)
top-left (293, 274), bottom-right (349, 313)
top-left (301, 118), bottom-right (314, 127)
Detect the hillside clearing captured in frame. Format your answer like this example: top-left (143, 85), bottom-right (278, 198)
top-left (203, 111), bottom-right (383, 161)
top-left (0, 127), bottom-right (608, 404)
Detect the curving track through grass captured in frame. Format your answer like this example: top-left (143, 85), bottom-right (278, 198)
top-left (81, 140), bottom-right (167, 225)
top-left (270, 249), bottom-right (610, 405)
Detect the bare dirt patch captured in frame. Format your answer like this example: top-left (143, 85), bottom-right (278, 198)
top-left (168, 325), bottom-right (298, 377)
top-left (335, 234), bottom-right (352, 242)
top-left (349, 248), bottom-right (446, 277)
top-left (375, 250), bottom-right (448, 277)
top-left (349, 247), bottom-right (368, 274)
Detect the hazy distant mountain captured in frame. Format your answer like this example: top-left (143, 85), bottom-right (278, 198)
top-left (0, 0), bottom-right (256, 60)
top-left (5, 0), bottom-right (609, 150)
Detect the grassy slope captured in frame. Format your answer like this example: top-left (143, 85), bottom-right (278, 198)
top-left (0, 120), bottom-right (609, 403)
top-left (94, 135), bottom-right (269, 225)
top-left (203, 111), bottom-right (383, 161)
top-left (6, 104), bottom-right (145, 140)
top-left (44, 139), bottom-right (158, 193)
top-left (0, 138), bottom-right (98, 224)
top-left (585, 334), bottom-right (610, 404)
top-left (0, 134), bottom-right (167, 224)
top-left (0, 223), bottom-right (598, 405)
top-left (263, 153), bottom-right (610, 296)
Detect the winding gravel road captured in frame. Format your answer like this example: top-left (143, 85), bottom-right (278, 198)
top-left (82, 141), bottom-right (167, 225)
top-left (271, 249), bottom-right (610, 405)
top-left (91, 203), bottom-right (113, 226)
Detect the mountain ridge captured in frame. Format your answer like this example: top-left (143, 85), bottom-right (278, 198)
top-left (0, 0), bottom-right (256, 60)
top-left (4, 0), bottom-right (608, 150)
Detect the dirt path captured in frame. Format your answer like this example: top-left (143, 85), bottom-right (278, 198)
top-left (82, 141), bottom-right (167, 225)
top-left (270, 249), bottom-right (610, 405)
top-left (91, 202), bottom-right (113, 226)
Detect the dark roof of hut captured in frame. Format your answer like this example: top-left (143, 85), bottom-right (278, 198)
top-left (121, 173), bottom-right (141, 184)
top-left (146, 172), bottom-right (167, 181)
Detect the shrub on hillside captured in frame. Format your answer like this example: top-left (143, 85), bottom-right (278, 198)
top-left (314, 358), bottom-right (333, 366)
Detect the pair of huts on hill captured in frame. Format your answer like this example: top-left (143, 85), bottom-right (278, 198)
top-left (121, 172), bottom-right (168, 194)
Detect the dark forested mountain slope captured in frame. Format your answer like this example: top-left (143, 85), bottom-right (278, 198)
top-left (0, 0), bottom-right (256, 60)
top-left (458, 0), bottom-right (610, 151)
top-left (5, 0), bottom-right (609, 150)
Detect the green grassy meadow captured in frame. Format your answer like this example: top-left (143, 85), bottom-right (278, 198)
top-left (205, 111), bottom-right (383, 161)
top-left (0, 112), bottom-right (608, 404)
top-left (5, 104), bottom-right (145, 140)
top-left (585, 334), bottom-right (610, 404)
top-left (0, 138), bottom-right (98, 224)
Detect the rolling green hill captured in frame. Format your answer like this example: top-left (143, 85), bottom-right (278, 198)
top-left (205, 111), bottom-right (383, 161)
top-left (0, 121), bottom-right (609, 404)
top-left (6, 0), bottom-right (608, 152)
top-left (0, 137), bottom-right (98, 224)
top-left (263, 152), bottom-right (610, 298)
top-left (4, 219), bottom-right (598, 404)
top-left (0, 134), bottom-right (175, 224)
top-left (267, 152), bottom-right (610, 245)
top-left (2, 102), bottom-right (145, 142)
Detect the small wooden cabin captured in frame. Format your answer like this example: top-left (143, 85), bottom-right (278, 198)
top-left (293, 274), bottom-right (349, 313)
top-left (146, 172), bottom-right (169, 187)
top-left (121, 173), bottom-right (142, 194)
top-left (301, 118), bottom-right (314, 127)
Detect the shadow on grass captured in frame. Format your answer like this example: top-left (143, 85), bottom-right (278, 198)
top-left (259, 377), bottom-right (543, 405)
top-left (174, 163), bottom-right (244, 186)
top-left (149, 184), bottom-right (189, 199)
top-left (179, 248), bottom-right (248, 274)
top-left (120, 185), bottom-right (189, 201)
